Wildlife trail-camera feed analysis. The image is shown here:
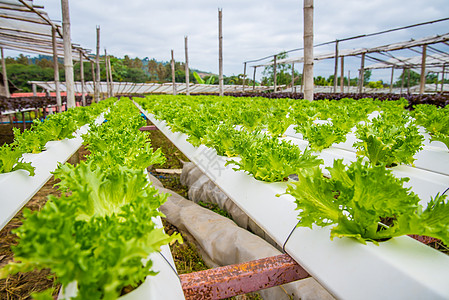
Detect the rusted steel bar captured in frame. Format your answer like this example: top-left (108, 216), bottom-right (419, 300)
top-left (180, 254), bottom-right (310, 300)
top-left (139, 125), bottom-right (158, 131)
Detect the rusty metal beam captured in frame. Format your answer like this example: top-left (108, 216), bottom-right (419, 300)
top-left (180, 254), bottom-right (310, 300)
top-left (139, 125), bottom-right (158, 131)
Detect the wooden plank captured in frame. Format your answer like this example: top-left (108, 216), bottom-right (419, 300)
top-left (154, 168), bottom-right (182, 175)
top-left (180, 254), bottom-right (310, 300)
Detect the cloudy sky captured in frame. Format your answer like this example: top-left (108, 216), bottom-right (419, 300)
top-left (14, 0), bottom-right (449, 82)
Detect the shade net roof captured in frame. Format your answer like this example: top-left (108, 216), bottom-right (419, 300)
top-left (254, 33), bottom-right (449, 72)
top-left (0, 0), bottom-right (91, 60)
top-left (29, 81), bottom-right (273, 94)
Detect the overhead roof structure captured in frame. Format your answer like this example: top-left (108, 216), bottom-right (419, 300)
top-left (29, 81), bottom-right (273, 95)
top-left (0, 0), bottom-right (92, 60)
top-left (364, 53), bottom-right (449, 73)
top-left (254, 33), bottom-right (449, 69)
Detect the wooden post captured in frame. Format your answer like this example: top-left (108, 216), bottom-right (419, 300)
top-left (32, 83), bottom-right (37, 96)
top-left (171, 49), bottom-right (176, 95)
top-left (389, 67), bottom-right (395, 93)
top-left (91, 61), bottom-right (96, 100)
top-left (185, 36), bottom-right (190, 95)
top-left (61, 0), bottom-right (75, 108)
top-left (291, 62), bottom-right (295, 93)
top-left (242, 62), bottom-right (247, 92)
top-left (252, 66), bottom-right (256, 91)
top-left (79, 51), bottom-right (86, 106)
top-left (333, 40), bottom-right (339, 93)
top-left (1, 48), bottom-right (10, 98)
top-left (358, 53), bottom-right (365, 93)
top-left (108, 55), bottom-right (113, 97)
top-left (218, 8), bottom-right (224, 96)
top-left (300, 63), bottom-right (304, 93)
top-left (400, 68), bottom-right (404, 95)
top-left (441, 64), bottom-right (445, 92)
top-left (273, 55), bottom-right (277, 92)
top-left (419, 44), bottom-right (427, 95)
top-left (347, 70), bottom-right (350, 93)
top-left (405, 68), bottom-right (410, 94)
top-left (435, 72), bottom-right (438, 92)
top-left (340, 56), bottom-right (344, 93)
top-left (303, 0), bottom-right (314, 101)
top-left (95, 26), bottom-right (101, 102)
top-left (51, 26), bottom-right (62, 112)
top-left (104, 49), bottom-right (110, 98)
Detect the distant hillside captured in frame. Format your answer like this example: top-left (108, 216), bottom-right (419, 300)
top-left (4, 53), bottom-right (247, 91)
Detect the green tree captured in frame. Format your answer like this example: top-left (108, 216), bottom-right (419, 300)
top-left (363, 70), bottom-right (372, 85)
top-left (35, 58), bottom-right (54, 69)
top-left (394, 70), bottom-right (420, 87)
top-left (123, 68), bottom-right (147, 82)
top-left (6, 64), bottom-right (53, 92)
top-left (147, 59), bottom-right (158, 80)
top-left (314, 76), bottom-right (329, 86)
top-left (261, 51), bottom-right (296, 86)
top-left (16, 54), bottom-right (29, 65)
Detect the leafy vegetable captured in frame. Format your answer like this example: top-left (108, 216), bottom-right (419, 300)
top-left (0, 98), bottom-right (181, 299)
top-left (1, 186), bottom-right (179, 300)
top-left (412, 104), bottom-right (449, 149)
top-left (226, 135), bottom-right (322, 182)
top-left (285, 159), bottom-right (449, 245)
top-left (12, 127), bottom-right (46, 154)
top-left (0, 143), bottom-right (35, 175)
top-left (266, 106), bottom-right (292, 137)
top-left (36, 112), bottom-right (79, 141)
top-left (202, 123), bottom-right (252, 157)
top-left (298, 122), bottom-right (347, 152)
top-left (355, 112), bottom-right (423, 166)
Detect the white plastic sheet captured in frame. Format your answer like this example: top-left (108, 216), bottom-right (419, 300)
top-left (151, 171), bottom-right (334, 300)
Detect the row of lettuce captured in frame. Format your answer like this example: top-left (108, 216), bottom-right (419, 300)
top-left (1, 98), bottom-right (181, 300)
top-left (0, 102), bottom-right (107, 175)
top-left (135, 95), bottom-right (448, 247)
